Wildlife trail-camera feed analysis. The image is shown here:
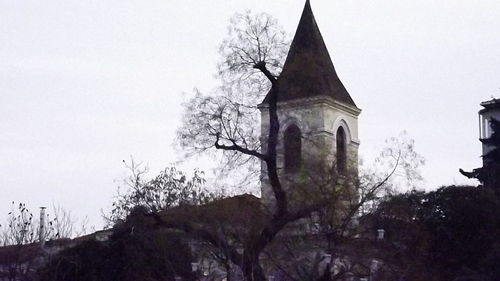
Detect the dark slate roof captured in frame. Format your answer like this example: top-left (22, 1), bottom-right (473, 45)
top-left (263, 0), bottom-right (357, 107)
top-left (160, 194), bottom-right (268, 228)
top-left (481, 98), bottom-right (500, 110)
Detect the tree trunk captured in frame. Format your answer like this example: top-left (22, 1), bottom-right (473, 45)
top-left (241, 254), bottom-right (266, 281)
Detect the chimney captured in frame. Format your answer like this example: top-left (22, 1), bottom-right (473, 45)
top-left (377, 228), bottom-right (385, 240)
top-left (39, 207), bottom-right (47, 246)
top-left (322, 253), bottom-right (332, 263)
top-left (191, 262), bottom-right (199, 272)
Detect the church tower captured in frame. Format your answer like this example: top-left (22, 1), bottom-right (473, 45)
top-left (259, 1), bottom-right (361, 206)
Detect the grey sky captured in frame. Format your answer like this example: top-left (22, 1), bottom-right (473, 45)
top-left (1, 0), bottom-right (499, 229)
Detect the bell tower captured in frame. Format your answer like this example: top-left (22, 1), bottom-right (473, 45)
top-left (259, 0), bottom-right (361, 206)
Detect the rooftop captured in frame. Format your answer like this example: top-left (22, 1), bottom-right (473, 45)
top-left (263, 0), bottom-right (357, 108)
top-left (481, 98), bottom-right (500, 110)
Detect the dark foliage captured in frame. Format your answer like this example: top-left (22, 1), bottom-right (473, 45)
top-left (38, 208), bottom-right (195, 281)
top-left (106, 162), bottom-right (216, 226)
top-left (374, 185), bottom-right (500, 281)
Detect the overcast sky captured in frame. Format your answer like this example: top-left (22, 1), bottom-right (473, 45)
top-left (1, 0), bottom-right (499, 229)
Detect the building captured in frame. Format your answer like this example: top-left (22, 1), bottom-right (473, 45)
top-left (479, 98), bottom-right (500, 164)
top-left (259, 0), bottom-right (361, 209)
top-left (461, 98), bottom-right (500, 188)
top-left (0, 2), bottom-right (369, 281)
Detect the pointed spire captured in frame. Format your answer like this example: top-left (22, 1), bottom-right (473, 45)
top-left (265, 0), bottom-right (356, 107)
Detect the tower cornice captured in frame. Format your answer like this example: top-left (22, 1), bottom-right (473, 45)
top-left (259, 95), bottom-right (361, 117)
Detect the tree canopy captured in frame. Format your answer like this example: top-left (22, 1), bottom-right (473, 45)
top-left (372, 185), bottom-right (500, 281)
top-left (105, 161), bottom-right (219, 226)
top-left (39, 208), bottom-right (195, 281)
top-left (177, 11), bottom-right (290, 189)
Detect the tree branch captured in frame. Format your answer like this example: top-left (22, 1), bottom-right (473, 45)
top-left (214, 133), bottom-right (267, 161)
top-left (253, 61), bottom-right (277, 84)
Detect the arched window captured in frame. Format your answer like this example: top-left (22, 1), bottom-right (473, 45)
top-left (284, 125), bottom-right (302, 173)
top-left (336, 127), bottom-right (347, 174)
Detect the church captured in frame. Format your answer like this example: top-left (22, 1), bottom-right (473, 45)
top-left (0, 2), bottom-right (371, 281)
top-left (259, 0), bottom-right (361, 208)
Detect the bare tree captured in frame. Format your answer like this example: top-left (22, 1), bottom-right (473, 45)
top-left (48, 204), bottom-right (76, 239)
top-left (0, 203), bottom-right (38, 247)
top-left (177, 11), bottom-right (290, 190)
top-left (170, 9), bottom-right (424, 281)
top-left (0, 202), bottom-right (81, 281)
top-left (0, 201), bottom-right (86, 246)
top-left (258, 135), bottom-right (424, 281)
top-left (104, 159), bottom-right (221, 226)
